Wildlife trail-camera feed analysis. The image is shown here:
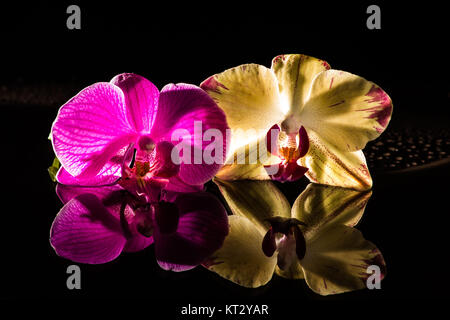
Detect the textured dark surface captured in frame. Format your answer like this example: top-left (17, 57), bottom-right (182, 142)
top-left (366, 127), bottom-right (450, 171)
top-left (0, 82), bottom-right (81, 107)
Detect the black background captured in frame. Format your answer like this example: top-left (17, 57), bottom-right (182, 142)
top-left (0, 0), bottom-right (448, 310)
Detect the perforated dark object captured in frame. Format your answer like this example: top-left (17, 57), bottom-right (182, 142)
top-left (366, 128), bottom-right (450, 173)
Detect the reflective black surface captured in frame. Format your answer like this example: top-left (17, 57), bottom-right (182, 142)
top-left (0, 1), bottom-right (448, 309)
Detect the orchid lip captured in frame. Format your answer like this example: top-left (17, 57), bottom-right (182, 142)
top-left (262, 216), bottom-right (307, 262)
top-left (279, 133), bottom-right (300, 161)
top-left (266, 124), bottom-right (309, 162)
top-left (278, 126), bottom-right (309, 161)
top-left (264, 124), bottom-right (309, 182)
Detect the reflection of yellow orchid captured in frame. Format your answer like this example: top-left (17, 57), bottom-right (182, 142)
top-left (201, 54), bottom-right (393, 190)
top-left (205, 179), bottom-right (386, 295)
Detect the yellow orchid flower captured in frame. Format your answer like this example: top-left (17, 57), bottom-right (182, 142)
top-left (201, 54), bottom-right (393, 190)
top-left (204, 179), bottom-right (386, 295)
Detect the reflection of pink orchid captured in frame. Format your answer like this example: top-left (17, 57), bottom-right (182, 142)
top-left (51, 73), bottom-right (229, 193)
top-left (51, 184), bottom-right (229, 270)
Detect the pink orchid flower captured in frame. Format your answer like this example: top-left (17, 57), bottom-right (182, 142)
top-left (51, 73), bottom-right (229, 194)
top-left (49, 73), bottom-right (230, 269)
top-left (51, 183), bottom-right (229, 270)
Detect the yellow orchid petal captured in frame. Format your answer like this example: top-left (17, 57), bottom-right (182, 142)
top-left (205, 215), bottom-right (277, 288)
top-left (216, 162), bottom-right (271, 181)
top-left (200, 64), bottom-right (284, 154)
top-left (301, 224), bottom-right (386, 296)
top-left (299, 129), bottom-right (373, 190)
top-left (213, 178), bottom-right (290, 232)
top-left (292, 183), bottom-right (372, 237)
top-left (271, 54), bottom-right (330, 121)
top-left (290, 182), bottom-right (382, 295)
top-left (300, 70), bottom-right (393, 151)
top-left (215, 135), bottom-right (280, 181)
top-left (275, 262), bottom-right (305, 279)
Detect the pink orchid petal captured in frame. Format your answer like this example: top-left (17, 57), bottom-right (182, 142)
top-left (56, 183), bottom-right (123, 205)
top-left (154, 192), bottom-right (229, 271)
top-left (157, 261), bottom-right (197, 272)
top-left (153, 141), bottom-right (180, 178)
top-left (57, 184), bottom-right (126, 226)
top-left (56, 143), bottom-right (134, 187)
top-left (123, 219), bottom-right (154, 252)
top-left (121, 142), bottom-right (136, 177)
top-left (152, 83), bottom-right (229, 185)
top-left (178, 149), bottom-right (223, 185)
top-left (164, 175), bottom-right (204, 193)
top-left (60, 186), bottom-right (137, 239)
top-left (50, 193), bottom-right (126, 264)
top-left (110, 73), bottom-right (159, 133)
top-left (55, 186), bottom-right (153, 255)
top-left (56, 167), bottom-right (120, 186)
top-left (52, 82), bottom-right (138, 181)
